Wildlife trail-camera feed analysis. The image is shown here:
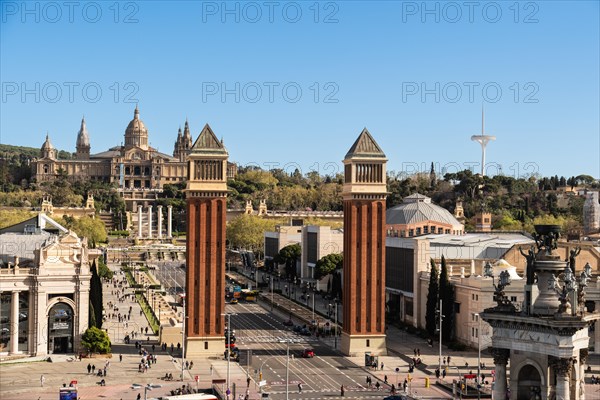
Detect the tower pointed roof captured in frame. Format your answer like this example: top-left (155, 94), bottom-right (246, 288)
top-left (42, 133), bottom-right (55, 150)
top-left (344, 128), bottom-right (386, 159)
top-left (76, 116), bottom-right (90, 147)
top-left (183, 119), bottom-right (191, 138)
top-left (190, 124), bottom-right (228, 156)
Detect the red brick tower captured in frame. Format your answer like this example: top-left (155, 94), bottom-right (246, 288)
top-left (185, 124), bottom-right (228, 357)
top-left (341, 128), bottom-right (388, 356)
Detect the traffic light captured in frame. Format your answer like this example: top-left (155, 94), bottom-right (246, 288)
top-left (425, 377), bottom-right (430, 388)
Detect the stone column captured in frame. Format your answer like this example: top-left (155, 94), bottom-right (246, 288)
top-left (147, 206), bottom-right (153, 239)
top-left (552, 357), bottom-right (572, 400)
top-left (492, 348), bottom-right (509, 400)
top-left (10, 291), bottom-right (20, 354)
top-left (157, 206), bottom-right (163, 239)
top-left (137, 205), bottom-right (143, 239)
top-left (167, 205), bottom-right (173, 238)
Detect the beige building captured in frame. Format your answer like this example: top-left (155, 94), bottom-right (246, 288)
top-left (0, 213), bottom-right (100, 356)
top-left (264, 225), bottom-right (302, 268)
top-left (32, 107), bottom-right (236, 211)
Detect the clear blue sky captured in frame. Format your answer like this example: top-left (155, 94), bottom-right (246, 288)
top-left (1, 0), bottom-right (598, 179)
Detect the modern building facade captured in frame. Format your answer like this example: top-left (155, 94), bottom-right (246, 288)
top-left (300, 225), bottom-right (343, 290)
top-left (0, 213), bottom-right (99, 356)
top-left (340, 128), bottom-right (388, 356)
top-left (184, 124), bottom-right (228, 357)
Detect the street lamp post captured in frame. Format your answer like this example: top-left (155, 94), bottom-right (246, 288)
top-left (279, 339), bottom-right (293, 400)
top-left (270, 276), bottom-right (274, 311)
top-left (439, 299), bottom-right (443, 374)
top-left (181, 294), bottom-right (186, 381)
top-left (475, 313), bottom-right (482, 400)
top-left (329, 302), bottom-right (338, 349)
top-left (222, 313), bottom-right (234, 398)
top-left (311, 289), bottom-right (315, 321)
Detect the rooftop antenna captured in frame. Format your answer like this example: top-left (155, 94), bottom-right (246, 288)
top-left (471, 105), bottom-right (496, 176)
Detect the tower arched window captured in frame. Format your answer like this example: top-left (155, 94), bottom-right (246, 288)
top-left (44, 164), bottom-right (49, 174)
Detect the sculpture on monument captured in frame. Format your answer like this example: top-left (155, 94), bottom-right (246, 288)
top-left (519, 245), bottom-right (537, 285)
top-left (568, 247), bottom-right (581, 274)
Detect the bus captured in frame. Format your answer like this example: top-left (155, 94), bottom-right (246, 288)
top-left (240, 289), bottom-right (259, 301)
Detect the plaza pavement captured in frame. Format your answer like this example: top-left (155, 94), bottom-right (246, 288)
top-left (1, 265), bottom-right (598, 400)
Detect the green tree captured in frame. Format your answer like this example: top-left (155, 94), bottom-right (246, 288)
top-left (439, 256), bottom-right (455, 342)
top-left (274, 243), bottom-right (302, 278)
top-left (81, 326), bottom-right (111, 354)
top-left (58, 215), bottom-right (107, 246)
top-left (89, 260), bottom-right (103, 329)
top-left (314, 253), bottom-right (343, 280)
top-left (97, 257), bottom-right (114, 280)
top-left (226, 214), bottom-right (283, 254)
top-left (425, 258), bottom-right (439, 338)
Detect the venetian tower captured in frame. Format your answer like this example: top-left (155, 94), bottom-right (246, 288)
top-left (184, 124), bottom-right (229, 357)
top-left (583, 191), bottom-right (600, 235)
top-left (341, 128), bottom-right (388, 356)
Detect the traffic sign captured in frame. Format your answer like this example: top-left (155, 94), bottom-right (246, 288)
top-left (195, 375), bottom-right (199, 382)
top-left (259, 380), bottom-right (267, 387)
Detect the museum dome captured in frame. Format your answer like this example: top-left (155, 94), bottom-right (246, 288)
top-left (386, 193), bottom-right (464, 232)
top-left (124, 105), bottom-right (149, 149)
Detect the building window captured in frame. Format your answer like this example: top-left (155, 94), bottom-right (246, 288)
top-left (416, 227), bottom-right (421, 236)
top-left (366, 339), bottom-right (370, 347)
top-left (510, 296), bottom-right (517, 302)
top-left (438, 227), bottom-right (443, 234)
top-left (409, 229), bottom-right (414, 237)
top-left (423, 226), bottom-right (429, 234)
top-left (454, 302), bottom-right (461, 313)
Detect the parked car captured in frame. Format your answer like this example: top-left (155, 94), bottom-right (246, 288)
top-left (299, 328), bottom-right (311, 336)
top-left (301, 348), bottom-right (315, 358)
top-left (229, 299), bottom-right (238, 304)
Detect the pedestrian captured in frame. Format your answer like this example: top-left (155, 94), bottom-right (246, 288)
top-left (442, 368), bottom-right (447, 378)
top-left (443, 357), bottom-right (446, 365)
top-left (381, 361), bottom-right (384, 370)
top-left (384, 375), bottom-right (388, 384)
top-left (136, 394), bottom-right (141, 400)
top-left (413, 348), bottom-right (417, 356)
top-left (87, 363), bottom-right (91, 374)
top-left (189, 361), bottom-right (193, 369)
top-left (447, 356), bottom-right (451, 364)
top-left (92, 365), bottom-right (96, 373)
top-left (391, 384), bottom-right (396, 394)
top-left (247, 377), bottom-right (251, 387)
top-left (40, 375), bottom-right (45, 387)
top-left (375, 381), bottom-right (380, 391)
top-left (340, 385), bottom-right (345, 397)
top-left (298, 383), bottom-right (302, 393)
top-left (417, 348), bottom-right (420, 357)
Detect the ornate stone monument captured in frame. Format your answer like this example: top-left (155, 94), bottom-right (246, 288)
top-left (481, 225), bottom-right (599, 400)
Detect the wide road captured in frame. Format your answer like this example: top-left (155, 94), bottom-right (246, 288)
top-left (153, 261), bottom-right (186, 295)
top-left (225, 301), bottom-right (393, 400)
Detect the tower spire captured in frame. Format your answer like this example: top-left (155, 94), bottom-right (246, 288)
top-left (481, 104), bottom-right (485, 135)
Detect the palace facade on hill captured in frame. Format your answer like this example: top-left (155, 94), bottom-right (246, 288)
top-left (31, 107), bottom-right (237, 209)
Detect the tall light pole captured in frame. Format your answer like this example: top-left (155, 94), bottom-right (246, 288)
top-left (270, 276), bottom-right (274, 311)
top-left (475, 313), bottom-right (482, 400)
top-left (329, 302), bottom-right (338, 349)
top-left (222, 313), bottom-right (234, 398)
top-left (181, 294), bottom-right (186, 381)
top-left (279, 339), bottom-right (293, 400)
top-left (438, 299), bottom-right (443, 374)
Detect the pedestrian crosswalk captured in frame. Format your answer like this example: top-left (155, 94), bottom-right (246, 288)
top-left (237, 335), bottom-right (317, 344)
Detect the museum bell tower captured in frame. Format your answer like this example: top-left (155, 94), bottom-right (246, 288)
top-left (341, 128), bottom-right (388, 356)
top-left (185, 123), bottom-right (228, 357)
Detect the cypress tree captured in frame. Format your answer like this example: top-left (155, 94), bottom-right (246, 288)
top-left (439, 256), bottom-right (455, 342)
top-left (425, 258), bottom-right (439, 338)
top-left (90, 260), bottom-right (103, 329)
